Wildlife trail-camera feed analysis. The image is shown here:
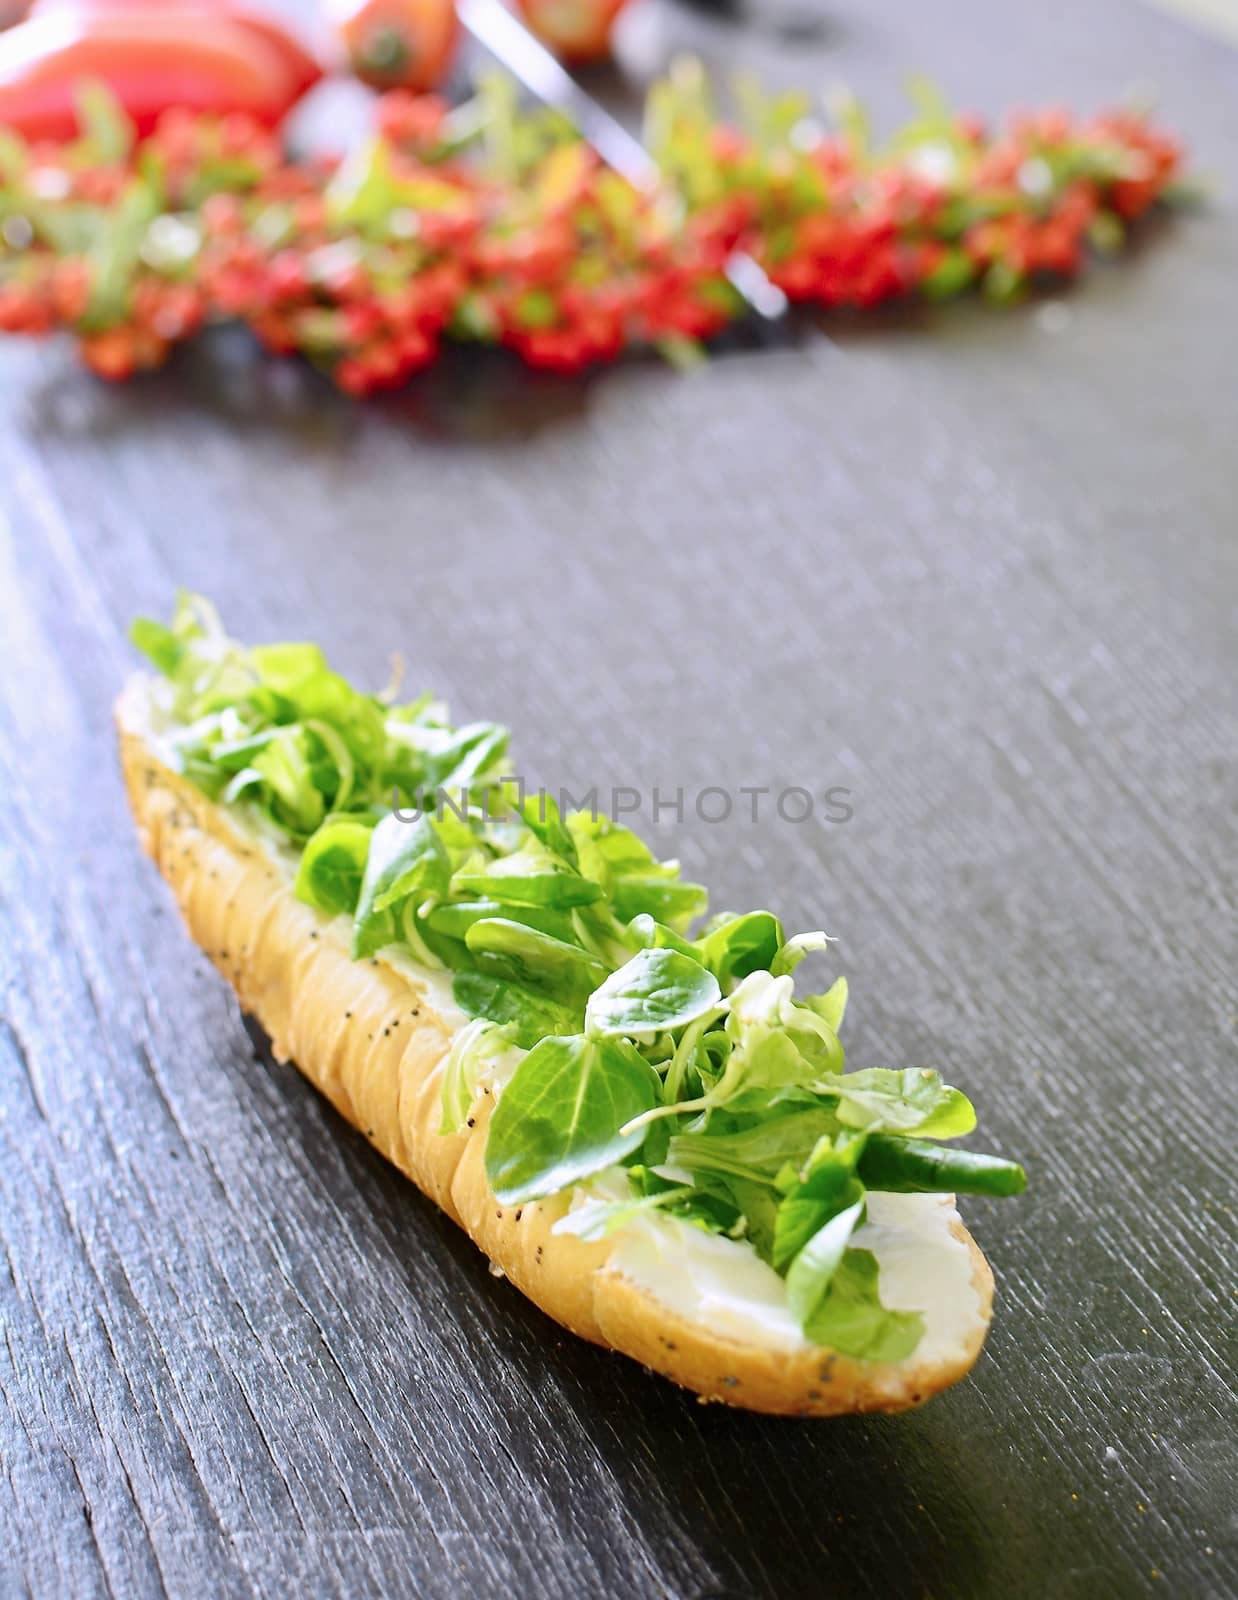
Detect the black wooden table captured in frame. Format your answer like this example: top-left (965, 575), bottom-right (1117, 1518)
top-left (1, 1), bottom-right (1235, 1596)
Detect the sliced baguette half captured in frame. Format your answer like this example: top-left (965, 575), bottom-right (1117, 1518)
top-left (118, 682), bottom-right (994, 1416)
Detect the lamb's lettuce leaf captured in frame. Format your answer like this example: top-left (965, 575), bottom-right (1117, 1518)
top-left (427, 898), bottom-right (578, 944)
top-left (697, 910), bottom-right (784, 991)
top-left (832, 1067), bottom-right (976, 1138)
top-left (800, 975), bottom-right (849, 1033)
top-left (353, 813), bottom-right (449, 957)
top-left (784, 1195), bottom-right (867, 1326)
top-left (295, 819), bottom-right (374, 917)
top-left (611, 875), bottom-right (709, 928)
top-left (451, 842), bottom-right (604, 909)
top-left (585, 948), bottom-right (721, 1038)
top-left (803, 1249), bottom-right (925, 1363)
top-left (453, 971), bottom-right (583, 1049)
top-left (625, 913), bottom-right (699, 959)
top-left (484, 1034), bottom-right (660, 1204)
top-left (669, 1108), bottom-right (839, 1187)
top-left (464, 917), bottom-right (609, 999)
top-left (772, 1132), bottom-right (867, 1272)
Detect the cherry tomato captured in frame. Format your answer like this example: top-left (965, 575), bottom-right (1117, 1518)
top-left (327, 0), bottom-right (457, 92)
top-left (515, 0), bottom-right (630, 64)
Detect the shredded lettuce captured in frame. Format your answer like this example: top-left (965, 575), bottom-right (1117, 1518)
top-left (131, 596), bottom-right (1026, 1359)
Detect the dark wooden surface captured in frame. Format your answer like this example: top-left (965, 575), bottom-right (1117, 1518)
top-left (1, 1), bottom-right (1235, 1596)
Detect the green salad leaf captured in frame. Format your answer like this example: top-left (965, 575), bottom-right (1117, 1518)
top-left (803, 1249), bottom-right (925, 1363)
top-left (670, 1108), bottom-right (838, 1187)
top-left (804, 974), bottom-right (849, 1032)
top-left (697, 910), bottom-right (785, 991)
top-left (130, 615), bottom-right (184, 676)
top-left (353, 813), bottom-right (449, 957)
top-left (585, 948), bottom-right (721, 1038)
top-left (452, 843), bottom-right (604, 909)
top-left (625, 913), bottom-right (699, 959)
top-left (772, 1133), bottom-right (867, 1273)
top-left (770, 930), bottom-right (834, 978)
top-left (509, 785), bottom-right (579, 865)
top-left (611, 875), bottom-right (709, 927)
top-left (295, 818), bottom-right (374, 917)
top-left (465, 917), bottom-right (609, 999)
top-left (131, 596), bottom-right (1026, 1363)
top-left (832, 1067), bottom-right (977, 1138)
top-left (452, 971), bottom-right (582, 1049)
top-left (484, 1035), bottom-right (661, 1204)
top-left (785, 1195), bottom-right (867, 1326)
top-left (427, 898), bottom-right (578, 943)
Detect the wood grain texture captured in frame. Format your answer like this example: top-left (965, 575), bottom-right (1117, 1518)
top-left (1, 0), bottom-right (1235, 1595)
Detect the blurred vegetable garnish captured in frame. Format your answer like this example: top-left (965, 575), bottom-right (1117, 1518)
top-left (0, 66), bottom-right (1192, 387)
